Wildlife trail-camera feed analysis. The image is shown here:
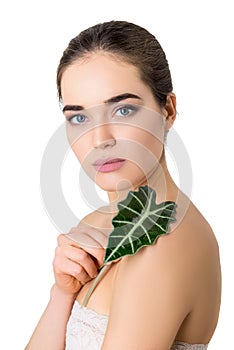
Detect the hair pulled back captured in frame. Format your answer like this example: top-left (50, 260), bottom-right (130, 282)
top-left (57, 21), bottom-right (173, 107)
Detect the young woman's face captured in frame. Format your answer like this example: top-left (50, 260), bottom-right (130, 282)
top-left (61, 53), bottom-right (167, 192)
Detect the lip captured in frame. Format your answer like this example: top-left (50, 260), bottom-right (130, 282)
top-left (93, 157), bottom-right (126, 173)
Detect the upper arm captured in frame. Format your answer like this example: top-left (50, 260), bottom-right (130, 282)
top-left (102, 233), bottom-right (195, 349)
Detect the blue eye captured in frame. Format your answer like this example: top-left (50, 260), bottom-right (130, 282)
top-left (68, 114), bottom-right (87, 124)
top-left (115, 105), bottom-right (138, 117)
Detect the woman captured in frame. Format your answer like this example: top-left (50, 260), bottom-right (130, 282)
top-left (25, 21), bottom-right (221, 349)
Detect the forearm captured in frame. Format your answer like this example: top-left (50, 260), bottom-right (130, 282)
top-left (25, 284), bottom-right (78, 350)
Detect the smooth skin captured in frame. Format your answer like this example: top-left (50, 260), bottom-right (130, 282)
top-left (25, 53), bottom-right (221, 350)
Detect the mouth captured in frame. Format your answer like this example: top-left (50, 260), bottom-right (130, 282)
top-left (93, 157), bottom-right (126, 173)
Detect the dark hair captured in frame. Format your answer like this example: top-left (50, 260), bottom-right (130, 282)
top-left (57, 20), bottom-right (173, 107)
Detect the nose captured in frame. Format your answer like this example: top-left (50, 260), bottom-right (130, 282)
top-left (92, 125), bottom-right (116, 149)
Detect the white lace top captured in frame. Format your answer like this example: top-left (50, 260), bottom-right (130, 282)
top-left (65, 301), bottom-right (208, 350)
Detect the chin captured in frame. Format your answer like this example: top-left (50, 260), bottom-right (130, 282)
top-left (95, 172), bottom-right (147, 193)
top-left (96, 179), bottom-right (132, 192)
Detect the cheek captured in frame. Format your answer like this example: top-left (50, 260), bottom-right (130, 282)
top-left (116, 110), bottom-right (165, 159)
top-left (138, 131), bottom-right (163, 154)
top-left (66, 124), bottom-right (91, 163)
top-left (71, 140), bottom-right (89, 163)
top-left (117, 126), bottom-right (164, 161)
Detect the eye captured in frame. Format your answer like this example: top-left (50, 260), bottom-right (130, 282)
top-left (115, 105), bottom-right (138, 117)
top-left (68, 114), bottom-right (87, 124)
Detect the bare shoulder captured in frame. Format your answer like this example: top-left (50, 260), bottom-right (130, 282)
top-left (156, 200), bottom-right (220, 265)
top-left (101, 200), bottom-right (221, 348)
top-left (78, 205), bottom-right (114, 231)
top-left (81, 199), bottom-right (221, 290)
top-left (79, 199), bottom-right (220, 287)
top-left (102, 199), bottom-right (221, 348)
top-left (117, 199), bottom-right (221, 291)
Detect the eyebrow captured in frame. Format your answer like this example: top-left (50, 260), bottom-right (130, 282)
top-left (62, 93), bottom-right (142, 113)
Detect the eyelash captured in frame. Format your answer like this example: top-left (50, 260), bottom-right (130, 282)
top-left (114, 104), bottom-right (139, 118)
top-left (67, 114), bottom-right (87, 124)
top-left (67, 104), bottom-right (139, 125)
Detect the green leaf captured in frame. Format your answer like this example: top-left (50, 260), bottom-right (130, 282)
top-left (104, 185), bottom-right (177, 264)
top-left (81, 186), bottom-right (177, 307)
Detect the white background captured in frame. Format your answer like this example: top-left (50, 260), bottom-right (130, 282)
top-left (0, 0), bottom-right (233, 348)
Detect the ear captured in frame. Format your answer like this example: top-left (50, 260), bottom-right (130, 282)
top-left (162, 93), bottom-right (177, 131)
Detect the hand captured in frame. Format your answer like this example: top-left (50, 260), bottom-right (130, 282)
top-left (53, 226), bottom-right (108, 296)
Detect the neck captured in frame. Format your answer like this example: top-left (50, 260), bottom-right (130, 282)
top-left (107, 151), bottom-right (178, 211)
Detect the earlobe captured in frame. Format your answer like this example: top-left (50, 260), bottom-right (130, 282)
top-left (163, 93), bottom-right (177, 130)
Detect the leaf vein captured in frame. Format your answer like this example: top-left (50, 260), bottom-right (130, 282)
top-left (118, 203), bottom-right (139, 215)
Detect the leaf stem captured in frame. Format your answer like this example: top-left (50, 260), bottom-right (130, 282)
top-left (81, 264), bottom-right (111, 307)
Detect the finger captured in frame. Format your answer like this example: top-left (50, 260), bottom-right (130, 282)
top-left (68, 226), bottom-right (107, 244)
top-left (67, 228), bottom-right (107, 264)
top-left (75, 239), bottom-right (104, 267)
top-left (57, 233), bottom-right (71, 246)
top-left (53, 255), bottom-right (91, 283)
top-left (59, 230), bottom-right (105, 251)
top-left (57, 233), bottom-right (104, 268)
top-left (63, 245), bottom-right (99, 278)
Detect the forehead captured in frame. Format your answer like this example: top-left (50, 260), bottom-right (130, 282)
top-left (60, 53), bottom-right (150, 108)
